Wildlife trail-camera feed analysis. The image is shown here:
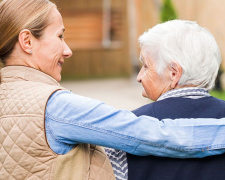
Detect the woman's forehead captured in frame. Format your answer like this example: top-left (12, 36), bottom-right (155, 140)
top-left (45, 8), bottom-right (64, 31)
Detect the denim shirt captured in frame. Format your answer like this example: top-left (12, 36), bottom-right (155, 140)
top-left (45, 90), bottom-right (225, 157)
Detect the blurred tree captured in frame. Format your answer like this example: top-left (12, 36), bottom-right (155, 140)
top-left (160, 0), bottom-right (177, 22)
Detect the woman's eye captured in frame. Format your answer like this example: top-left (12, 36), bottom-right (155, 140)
top-left (59, 34), bottom-right (64, 39)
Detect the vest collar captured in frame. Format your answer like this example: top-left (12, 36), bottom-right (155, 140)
top-left (0, 65), bottom-right (61, 86)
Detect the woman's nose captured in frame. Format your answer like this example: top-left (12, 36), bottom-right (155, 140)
top-left (63, 42), bottom-right (73, 58)
top-left (137, 68), bottom-right (143, 83)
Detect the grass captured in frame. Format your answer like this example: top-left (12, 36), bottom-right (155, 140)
top-left (210, 90), bottom-right (225, 100)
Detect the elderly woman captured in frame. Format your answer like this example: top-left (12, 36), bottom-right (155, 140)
top-left (105, 20), bottom-right (225, 180)
top-left (1, 0), bottom-right (225, 179)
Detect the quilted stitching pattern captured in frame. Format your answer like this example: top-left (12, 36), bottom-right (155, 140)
top-left (0, 68), bottom-right (61, 180)
top-left (0, 66), bottom-right (115, 180)
top-left (1, 117), bottom-right (55, 180)
top-left (89, 145), bottom-right (115, 180)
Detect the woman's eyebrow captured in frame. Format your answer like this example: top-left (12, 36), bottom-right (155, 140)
top-left (59, 28), bottom-right (65, 33)
top-left (139, 55), bottom-right (144, 62)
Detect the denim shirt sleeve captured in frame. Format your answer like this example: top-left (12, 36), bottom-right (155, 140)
top-left (45, 90), bottom-right (225, 158)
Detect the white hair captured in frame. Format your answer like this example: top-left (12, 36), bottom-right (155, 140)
top-left (139, 20), bottom-right (222, 90)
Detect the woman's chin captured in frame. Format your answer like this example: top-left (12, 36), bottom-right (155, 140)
top-left (142, 91), bottom-right (148, 98)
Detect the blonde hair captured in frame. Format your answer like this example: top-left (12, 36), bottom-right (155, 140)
top-left (0, 0), bottom-right (56, 63)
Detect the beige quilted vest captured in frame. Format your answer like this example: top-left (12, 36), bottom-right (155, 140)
top-left (0, 66), bottom-right (115, 180)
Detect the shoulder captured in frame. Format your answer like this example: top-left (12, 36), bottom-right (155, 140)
top-left (206, 96), bottom-right (225, 109)
top-left (133, 96), bottom-right (225, 119)
top-left (46, 90), bottom-right (105, 119)
top-left (132, 99), bottom-right (173, 117)
top-left (209, 96), bottom-right (225, 104)
top-left (132, 101), bottom-right (156, 117)
top-left (47, 90), bottom-right (101, 107)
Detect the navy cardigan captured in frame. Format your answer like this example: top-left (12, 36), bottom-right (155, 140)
top-left (127, 96), bottom-right (225, 180)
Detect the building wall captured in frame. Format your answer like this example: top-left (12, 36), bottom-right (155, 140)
top-left (53, 0), bottom-right (225, 79)
top-left (136, 0), bottom-right (160, 35)
top-left (134, 0), bottom-right (225, 69)
top-left (54, 0), bottom-right (131, 79)
top-left (128, 0), bottom-right (160, 71)
top-left (173, 0), bottom-right (225, 69)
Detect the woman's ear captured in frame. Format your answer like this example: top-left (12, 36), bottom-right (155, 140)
top-left (18, 29), bottom-right (33, 55)
top-left (169, 62), bottom-right (182, 89)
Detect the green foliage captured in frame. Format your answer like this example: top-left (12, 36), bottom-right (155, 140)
top-left (160, 0), bottom-right (177, 22)
top-left (210, 90), bottom-right (225, 100)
